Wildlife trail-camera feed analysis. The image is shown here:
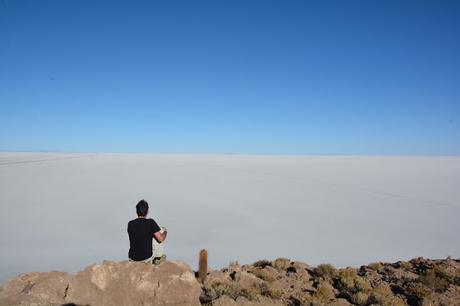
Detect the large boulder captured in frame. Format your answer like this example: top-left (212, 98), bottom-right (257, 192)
top-left (0, 271), bottom-right (70, 305)
top-left (0, 260), bottom-right (201, 306)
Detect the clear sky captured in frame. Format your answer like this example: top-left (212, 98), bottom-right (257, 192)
top-left (1, 0), bottom-right (459, 154)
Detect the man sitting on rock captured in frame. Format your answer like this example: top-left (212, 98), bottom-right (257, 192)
top-left (128, 199), bottom-right (167, 264)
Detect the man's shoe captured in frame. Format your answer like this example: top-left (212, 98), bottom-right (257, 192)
top-left (153, 254), bottom-right (166, 265)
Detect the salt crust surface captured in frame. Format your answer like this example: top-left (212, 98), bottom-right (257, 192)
top-left (1, 152), bottom-right (459, 283)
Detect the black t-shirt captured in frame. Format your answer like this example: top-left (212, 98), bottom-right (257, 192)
top-left (127, 218), bottom-right (161, 261)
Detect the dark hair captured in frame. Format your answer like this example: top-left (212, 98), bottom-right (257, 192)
top-left (136, 199), bottom-right (149, 217)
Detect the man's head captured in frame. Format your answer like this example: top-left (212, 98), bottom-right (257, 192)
top-left (136, 199), bottom-right (149, 217)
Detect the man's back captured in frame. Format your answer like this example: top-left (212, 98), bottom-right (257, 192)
top-left (127, 218), bottom-right (161, 261)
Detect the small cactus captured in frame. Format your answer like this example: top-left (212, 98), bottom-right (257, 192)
top-left (198, 249), bottom-right (208, 283)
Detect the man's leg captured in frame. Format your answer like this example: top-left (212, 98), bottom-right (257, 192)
top-left (152, 238), bottom-right (166, 265)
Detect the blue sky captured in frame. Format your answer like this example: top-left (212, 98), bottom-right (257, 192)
top-left (1, 0), bottom-right (459, 154)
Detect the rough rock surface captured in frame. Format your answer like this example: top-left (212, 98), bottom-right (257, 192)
top-left (0, 260), bottom-right (201, 306)
top-left (1, 257), bottom-right (460, 306)
top-left (0, 271), bottom-right (70, 305)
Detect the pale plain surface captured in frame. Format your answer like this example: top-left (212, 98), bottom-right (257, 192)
top-left (0, 153), bottom-right (459, 283)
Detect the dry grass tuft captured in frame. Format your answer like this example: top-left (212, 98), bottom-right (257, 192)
top-left (354, 276), bottom-right (371, 292)
top-left (203, 281), bottom-right (259, 301)
top-left (272, 258), bottom-right (291, 270)
top-left (368, 262), bottom-right (384, 271)
top-left (421, 268), bottom-right (449, 291)
top-left (314, 284), bottom-right (335, 301)
top-left (337, 268), bottom-right (359, 291)
top-left (259, 283), bottom-right (283, 299)
top-left (398, 261), bottom-right (413, 270)
top-left (253, 259), bottom-right (272, 269)
top-left (314, 264), bottom-right (337, 280)
top-left (369, 284), bottom-right (406, 306)
top-left (229, 260), bottom-right (239, 267)
top-left (352, 291), bottom-right (369, 305)
top-left (408, 283), bottom-right (433, 303)
top-left (252, 267), bottom-right (276, 282)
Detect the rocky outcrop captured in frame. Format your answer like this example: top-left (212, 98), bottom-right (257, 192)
top-left (201, 257), bottom-right (460, 306)
top-left (0, 260), bottom-right (201, 306)
top-left (1, 257), bottom-right (459, 306)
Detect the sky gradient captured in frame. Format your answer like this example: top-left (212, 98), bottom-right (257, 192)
top-left (1, 0), bottom-right (459, 154)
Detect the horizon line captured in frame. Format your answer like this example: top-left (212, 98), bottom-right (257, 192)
top-left (1, 150), bottom-right (459, 157)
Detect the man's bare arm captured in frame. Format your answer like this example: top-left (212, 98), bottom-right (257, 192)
top-left (154, 230), bottom-right (167, 242)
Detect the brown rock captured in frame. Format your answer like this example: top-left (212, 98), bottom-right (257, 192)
top-left (66, 260), bottom-right (201, 306)
top-left (291, 261), bottom-right (311, 275)
top-left (384, 265), bottom-right (418, 282)
top-left (0, 271), bottom-right (70, 305)
top-left (234, 271), bottom-right (265, 288)
top-left (204, 270), bottom-right (233, 287)
top-left (0, 260), bottom-right (201, 306)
